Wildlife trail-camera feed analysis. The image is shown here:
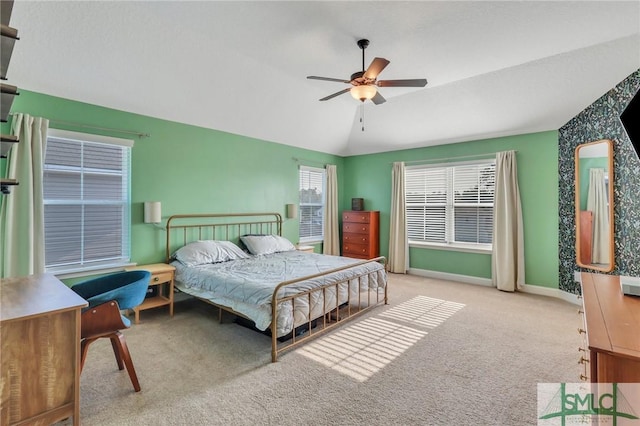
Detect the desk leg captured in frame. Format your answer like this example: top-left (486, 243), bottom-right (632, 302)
top-left (74, 309), bottom-right (81, 426)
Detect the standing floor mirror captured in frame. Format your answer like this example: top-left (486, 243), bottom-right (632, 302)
top-left (575, 139), bottom-right (614, 272)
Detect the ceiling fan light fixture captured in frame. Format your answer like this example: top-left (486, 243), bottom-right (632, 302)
top-left (350, 85), bottom-right (377, 102)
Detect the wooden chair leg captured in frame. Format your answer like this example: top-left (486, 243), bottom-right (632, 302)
top-left (80, 338), bottom-right (98, 372)
top-left (112, 331), bottom-right (141, 392)
top-left (110, 335), bottom-right (125, 370)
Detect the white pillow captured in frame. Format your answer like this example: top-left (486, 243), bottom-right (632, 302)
top-left (240, 235), bottom-right (295, 255)
top-left (173, 240), bottom-right (249, 266)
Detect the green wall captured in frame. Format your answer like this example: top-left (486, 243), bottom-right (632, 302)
top-left (342, 131), bottom-right (560, 288)
top-left (7, 90), bottom-right (343, 273)
top-left (6, 90), bottom-right (560, 289)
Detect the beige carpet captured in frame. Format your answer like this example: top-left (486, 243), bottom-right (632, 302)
top-left (61, 274), bottom-right (581, 425)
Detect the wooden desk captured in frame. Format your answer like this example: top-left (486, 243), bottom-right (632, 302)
top-left (580, 272), bottom-right (640, 383)
top-left (1, 273), bottom-right (87, 425)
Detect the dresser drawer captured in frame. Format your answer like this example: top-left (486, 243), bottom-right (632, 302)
top-left (343, 211), bottom-right (371, 223)
top-left (343, 222), bottom-right (371, 234)
top-left (343, 233), bottom-right (370, 245)
top-left (342, 243), bottom-right (371, 258)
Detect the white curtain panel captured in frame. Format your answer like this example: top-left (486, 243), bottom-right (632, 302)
top-left (1, 113), bottom-right (49, 278)
top-left (491, 151), bottom-right (525, 292)
top-left (586, 168), bottom-right (609, 264)
top-left (388, 162), bottom-right (408, 273)
top-left (323, 164), bottom-right (340, 255)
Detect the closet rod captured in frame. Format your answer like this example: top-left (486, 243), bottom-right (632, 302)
top-left (9, 113), bottom-right (150, 138)
top-left (393, 151), bottom-right (516, 165)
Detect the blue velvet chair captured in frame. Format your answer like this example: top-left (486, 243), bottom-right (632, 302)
top-left (71, 270), bottom-right (151, 392)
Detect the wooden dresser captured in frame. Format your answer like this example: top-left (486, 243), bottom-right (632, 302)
top-left (342, 210), bottom-right (379, 260)
top-left (1, 273), bottom-right (87, 426)
top-left (579, 272), bottom-right (640, 383)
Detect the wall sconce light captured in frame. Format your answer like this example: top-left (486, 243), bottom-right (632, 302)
top-left (286, 203), bottom-right (298, 219)
top-left (144, 201), bottom-right (162, 224)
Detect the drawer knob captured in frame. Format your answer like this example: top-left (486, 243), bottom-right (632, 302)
top-left (578, 328), bottom-right (586, 334)
top-left (154, 277), bottom-right (159, 282)
top-left (577, 309), bottom-right (584, 314)
top-left (578, 357), bottom-right (589, 365)
top-left (578, 347), bottom-right (586, 352)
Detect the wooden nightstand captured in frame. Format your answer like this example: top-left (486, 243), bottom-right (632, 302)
top-left (125, 263), bottom-right (175, 324)
top-left (296, 245), bottom-right (315, 253)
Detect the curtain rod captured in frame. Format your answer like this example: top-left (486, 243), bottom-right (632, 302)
top-left (393, 151), bottom-right (517, 165)
top-left (292, 156), bottom-right (326, 167)
top-left (9, 113), bottom-right (150, 138)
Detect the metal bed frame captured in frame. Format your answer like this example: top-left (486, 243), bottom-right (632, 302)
top-left (165, 212), bottom-right (388, 362)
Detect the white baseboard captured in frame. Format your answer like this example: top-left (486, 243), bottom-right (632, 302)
top-left (407, 267), bottom-right (581, 305)
top-left (520, 283), bottom-right (581, 305)
top-left (408, 268), bottom-right (492, 286)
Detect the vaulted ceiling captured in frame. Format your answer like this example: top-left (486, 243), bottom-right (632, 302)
top-left (9, 1), bottom-right (640, 156)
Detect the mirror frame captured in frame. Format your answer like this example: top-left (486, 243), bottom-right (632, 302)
top-left (574, 139), bottom-right (614, 272)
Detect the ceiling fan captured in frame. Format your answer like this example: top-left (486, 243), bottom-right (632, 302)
top-left (307, 39), bottom-right (428, 105)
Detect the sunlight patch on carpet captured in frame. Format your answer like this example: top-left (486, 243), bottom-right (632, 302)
top-left (296, 317), bottom-right (427, 382)
top-left (379, 295), bottom-right (465, 329)
top-left (296, 296), bottom-right (464, 382)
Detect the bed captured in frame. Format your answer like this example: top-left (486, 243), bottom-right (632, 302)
top-left (165, 212), bottom-right (388, 362)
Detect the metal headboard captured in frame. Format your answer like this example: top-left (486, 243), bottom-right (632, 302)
top-left (165, 212), bottom-right (283, 262)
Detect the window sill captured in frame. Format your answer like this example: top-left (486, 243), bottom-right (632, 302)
top-left (299, 238), bottom-right (323, 245)
top-left (47, 262), bottom-right (136, 280)
top-left (409, 241), bottom-right (492, 255)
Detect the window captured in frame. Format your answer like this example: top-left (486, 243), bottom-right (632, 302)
top-left (298, 166), bottom-right (325, 243)
top-left (405, 160), bottom-right (495, 250)
top-left (43, 129), bottom-right (132, 274)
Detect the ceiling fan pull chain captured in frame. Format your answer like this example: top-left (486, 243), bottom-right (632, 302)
top-left (361, 103), bottom-right (365, 131)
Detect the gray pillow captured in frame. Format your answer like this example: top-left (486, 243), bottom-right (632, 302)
top-left (173, 240), bottom-right (249, 266)
top-left (240, 235), bottom-right (295, 255)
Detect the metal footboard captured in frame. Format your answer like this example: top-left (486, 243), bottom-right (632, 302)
top-left (270, 256), bottom-right (387, 362)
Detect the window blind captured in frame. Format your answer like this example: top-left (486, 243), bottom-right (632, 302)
top-left (299, 166), bottom-right (325, 241)
top-left (406, 160), bottom-right (495, 247)
top-left (43, 131), bottom-right (132, 272)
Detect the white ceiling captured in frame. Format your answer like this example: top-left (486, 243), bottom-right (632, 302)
top-left (8, 1), bottom-right (640, 156)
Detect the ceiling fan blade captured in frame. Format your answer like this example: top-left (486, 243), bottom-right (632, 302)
top-left (377, 78), bottom-right (428, 87)
top-left (307, 76), bottom-right (350, 83)
top-left (319, 88), bottom-right (351, 101)
top-left (371, 92), bottom-right (386, 105)
top-left (363, 57), bottom-right (390, 80)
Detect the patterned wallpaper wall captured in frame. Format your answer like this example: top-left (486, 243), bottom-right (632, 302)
top-left (558, 69), bottom-right (640, 294)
